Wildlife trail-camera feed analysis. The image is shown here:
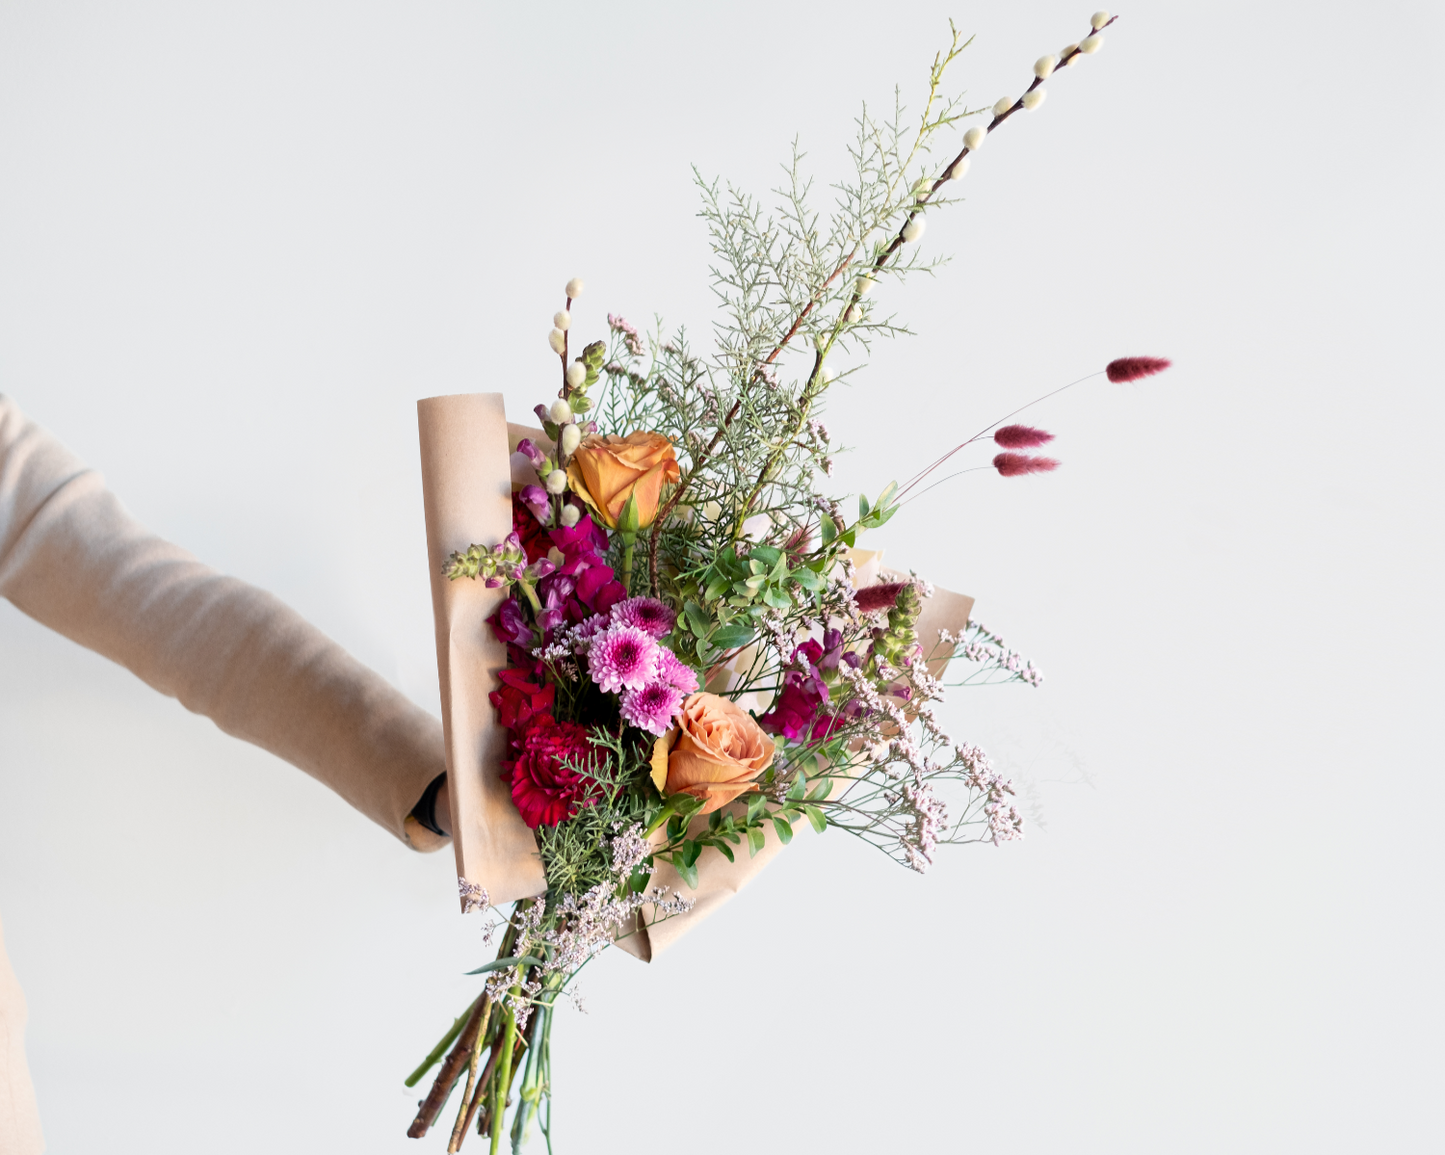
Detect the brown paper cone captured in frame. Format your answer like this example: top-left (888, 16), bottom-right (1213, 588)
top-left (418, 393), bottom-right (547, 909)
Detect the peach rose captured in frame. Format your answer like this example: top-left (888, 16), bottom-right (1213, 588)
top-left (664, 692), bottom-right (776, 814)
top-left (565, 431), bottom-right (680, 530)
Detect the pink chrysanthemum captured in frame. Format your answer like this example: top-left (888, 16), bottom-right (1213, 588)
top-left (588, 625), bottom-right (660, 693)
top-left (1106, 356), bottom-right (1172, 383)
top-left (609, 596), bottom-right (676, 638)
top-left (654, 647), bottom-right (700, 694)
top-left (619, 680), bottom-right (685, 736)
top-left (571, 612), bottom-right (610, 652)
top-left (993, 452), bottom-right (1060, 477)
top-left (993, 424), bottom-right (1055, 449)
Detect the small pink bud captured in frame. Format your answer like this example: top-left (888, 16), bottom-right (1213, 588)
top-left (515, 438), bottom-right (547, 470)
top-left (993, 424), bottom-right (1055, 449)
top-left (1106, 356), bottom-right (1172, 383)
top-left (993, 452), bottom-right (1059, 477)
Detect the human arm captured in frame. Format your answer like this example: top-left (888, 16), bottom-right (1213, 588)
top-left (0, 394), bottom-right (448, 850)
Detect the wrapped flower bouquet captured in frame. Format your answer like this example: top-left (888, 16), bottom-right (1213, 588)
top-left (403, 12), bottom-right (1168, 1152)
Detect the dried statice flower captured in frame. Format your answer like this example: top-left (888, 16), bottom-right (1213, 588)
top-left (607, 313), bottom-right (646, 357)
top-left (458, 877), bottom-right (489, 915)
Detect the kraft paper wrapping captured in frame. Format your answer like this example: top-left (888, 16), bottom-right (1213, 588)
top-left (418, 393), bottom-right (548, 908)
top-left (420, 398), bottom-right (975, 957)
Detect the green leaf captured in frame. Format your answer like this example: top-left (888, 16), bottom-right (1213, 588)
top-left (771, 815), bottom-right (794, 844)
top-left (806, 779), bottom-right (833, 801)
top-left (792, 568), bottom-right (824, 592)
top-left (684, 601), bottom-right (711, 636)
top-left (711, 623), bottom-right (756, 649)
top-left (715, 841), bottom-right (735, 863)
top-left (761, 587), bottom-right (792, 610)
top-left (745, 793), bottom-right (767, 823)
top-left (749, 545), bottom-right (782, 567)
top-left (747, 827), bottom-right (766, 857)
top-left (675, 858), bottom-right (699, 889)
top-left (465, 955), bottom-right (545, 976)
top-left (787, 773), bottom-right (808, 802)
top-left (820, 515), bottom-right (837, 545)
top-left (876, 481), bottom-right (899, 509)
top-left (803, 805), bottom-right (828, 833)
top-left (858, 493), bottom-right (871, 517)
top-left (705, 576), bottom-right (730, 601)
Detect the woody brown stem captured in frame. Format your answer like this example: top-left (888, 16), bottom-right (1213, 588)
top-left (447, 999), bottom-right (496, 1153)
top-left (451, 1013), bottom-right (508, 1150)
top-left (408, 997), bottom-right (489, 1139)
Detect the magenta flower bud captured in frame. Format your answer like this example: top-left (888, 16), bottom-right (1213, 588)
top-left (529, 558), bottom-right (557, 579)
top-left (483, 576), bottom-right (505, 589)
top-left (1106, 356), bottom-right (1172, 383)
top-left (520, 484), bottom-right (550, 523)
top-left (515, 438), bottom-right (547, 470)
top-left (993, 424), bottom-right (1055, 449)
top-left (993, 452), bottom-right (1059, 477)
top-left (534, 403), bottom-right (552, 426)
top-left (504, 531), bottom-right (523, 552)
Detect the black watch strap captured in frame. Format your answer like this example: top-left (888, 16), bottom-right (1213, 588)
top-left (410, 773), bottom-right (448, 837)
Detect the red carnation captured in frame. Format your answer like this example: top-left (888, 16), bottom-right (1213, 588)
top-left (489, 669), bottom-right (554, 732)
top-left (993, 452), bottom-right (1059, 477)
top-left (993, 424), bottom-right (1055, 449)
top-left (1106, 356), bottom-right (1172, 383)
top-left (503, 715), bottom-right (598, 828)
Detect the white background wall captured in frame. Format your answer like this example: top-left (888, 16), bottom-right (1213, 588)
top-left (1, 1), bottom-right (1440, 1151)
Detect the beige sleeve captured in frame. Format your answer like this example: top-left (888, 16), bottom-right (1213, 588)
top-left (0, 912), bottom-right (43, 1155)
top-left (0, 395), bottom-right (448, 850)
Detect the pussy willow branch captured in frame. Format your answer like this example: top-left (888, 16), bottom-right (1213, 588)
top-left (646, 15), bottom-right (1116, 586)
top-left (731, 16), bottom-right (1118, 531)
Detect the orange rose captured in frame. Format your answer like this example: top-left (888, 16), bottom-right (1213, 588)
top-left (664, 692), bottom-right (776, 814)
top-left (565, 431), bottom-right (680, 530)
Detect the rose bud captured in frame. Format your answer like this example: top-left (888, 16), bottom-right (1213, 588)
top-left (665, 692), bottom-right (777, 814)
top-left (565, 431), bottom-right (681, 530)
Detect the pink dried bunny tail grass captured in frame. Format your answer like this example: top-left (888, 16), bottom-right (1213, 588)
top-left (854, 582), bottom-right (909, 615)
top-left (993, 452), bottom-right (1059, 477)
top-left (993, 424), bottom-right (1055, 449)
top-left (1106, 356), bottom-right (1172, 383)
